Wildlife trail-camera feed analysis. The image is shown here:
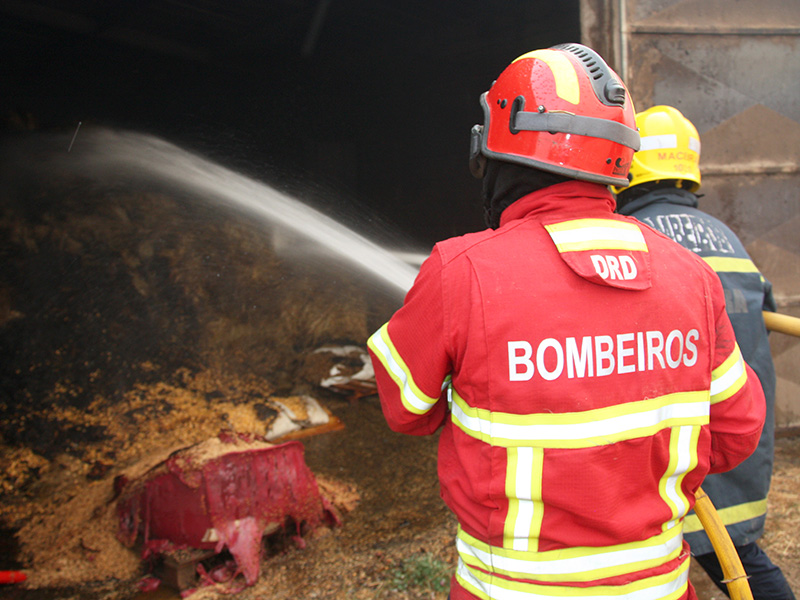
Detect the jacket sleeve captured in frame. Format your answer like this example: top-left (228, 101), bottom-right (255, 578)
top-left (367, 246), bottom-right (451, 436)
top-left (706, 274), bottom-right (766, 474)
top-left (763, 275), bottom-right (777, 313)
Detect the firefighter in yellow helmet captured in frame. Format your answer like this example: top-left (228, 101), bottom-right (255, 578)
top-left (615, 105), bottom-right (795, 600)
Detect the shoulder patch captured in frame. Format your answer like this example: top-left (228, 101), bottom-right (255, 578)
top-left (544, 218), bottom-right (652, 290)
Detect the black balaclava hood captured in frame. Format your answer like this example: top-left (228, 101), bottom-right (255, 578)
top-left (483, 159), bottom-right (571, 229)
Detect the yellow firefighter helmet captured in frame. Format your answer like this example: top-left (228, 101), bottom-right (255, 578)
top-left (613, 105), bottom-right (701, 194)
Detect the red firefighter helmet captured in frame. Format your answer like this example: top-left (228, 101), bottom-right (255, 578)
top-left (469, 43), bottom-right (639, 187)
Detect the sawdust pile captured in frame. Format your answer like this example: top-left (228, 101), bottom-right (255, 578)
top-left (0, 132), bottom-right (399, 591)
top-left (4, 369), bottom-right (357, 589)
top-left (0, 368), bottom-right (340, 510)
top-left (16, 457), bottom-right (146, 588)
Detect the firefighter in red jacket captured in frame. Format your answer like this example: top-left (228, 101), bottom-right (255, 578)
top-left (367, 44), bottom-right (765, 600)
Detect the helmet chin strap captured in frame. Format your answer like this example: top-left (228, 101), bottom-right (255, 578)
top-left (469, 124), bottom-right (487, 179)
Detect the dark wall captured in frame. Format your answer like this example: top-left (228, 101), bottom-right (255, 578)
top-left (1, 1), bottom-right (580, 248)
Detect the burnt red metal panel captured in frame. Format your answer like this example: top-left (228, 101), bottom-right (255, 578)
top-left (116, 437), bottom-right (332, 587)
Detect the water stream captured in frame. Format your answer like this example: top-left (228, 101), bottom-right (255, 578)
top-left (12, 128), bottom-right (421, 295)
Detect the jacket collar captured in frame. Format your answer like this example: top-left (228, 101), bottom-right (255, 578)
top-left (617, 187), bottom-right (699, 216)
top-left (498, 180), bottom-right (617, 227)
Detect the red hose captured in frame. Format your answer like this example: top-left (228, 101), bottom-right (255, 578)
top-left (0, 571), bottom-right (27, 584)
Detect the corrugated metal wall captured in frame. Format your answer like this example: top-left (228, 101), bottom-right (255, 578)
top-left (582, 0), bottom-right (800, 427)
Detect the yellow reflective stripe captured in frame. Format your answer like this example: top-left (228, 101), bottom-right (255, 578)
top-left (702, 256), bottom-right (760, 274)
top-left (504, 447), bottom-right (544, 551)
top-left (710, 343), bottom-right (746, 404)
top-left (660, 426), bottom-right (701, 531)
top-left (683, 498), bottom-right (768, 533)
top-left (545, 219), bottom-right (648, 253)
top-left (457, 525), bottom-right (684, 584)
top-left (366, 323), bottom-right (438, 415)
top-left (513, 50), bottom-right (580, 105)
top-left (450, 388), bottom-right (709, 449)
top-left (456, 554), bottom-right (689, 600)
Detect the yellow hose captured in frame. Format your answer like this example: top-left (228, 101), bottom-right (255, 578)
top-left (693, 486), bottom-right (753, 600)
top-left (690, 310), bottom-right (798, 598)
top-left (763, 311), bottom-right (800, 338)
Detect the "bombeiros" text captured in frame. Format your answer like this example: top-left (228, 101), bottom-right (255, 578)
top-left (508, 329), bottom-right (700, 381)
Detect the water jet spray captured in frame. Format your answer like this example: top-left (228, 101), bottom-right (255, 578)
top-left (13, 128), bottom-right (421, 296)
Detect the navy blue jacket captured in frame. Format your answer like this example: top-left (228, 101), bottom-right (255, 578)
top-left (619, 187), bottom-right (776, 555)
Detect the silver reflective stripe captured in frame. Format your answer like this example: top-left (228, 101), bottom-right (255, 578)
top-left (450, 394), bottom-right (709, 447)
top-left (456, 556), bottom-right (689, 600)
top-left (456, 525), bottom-right (683, 580)
top-left (547, 224), bottom-right (645, 247)
top-left (367, 326), bottom-right (437, 413)
top-left (639, 134), bottom-right (677, 151)
top-left (710, 353), bottom-right (745, 398)
top-left (663, 426), bottom-right (696, 530)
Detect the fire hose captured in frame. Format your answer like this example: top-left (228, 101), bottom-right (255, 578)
top-left (0, 571), bottom-right (26, 584)
top-left (692, 311), bottom-right (799, 600)
top-left (763, 311), bottom-right (800, 338)
top-left (693, 487), bottom-right (753, 600)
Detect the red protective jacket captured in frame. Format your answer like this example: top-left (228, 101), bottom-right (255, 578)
top-left (368, 181), bottom-right (765, 600)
